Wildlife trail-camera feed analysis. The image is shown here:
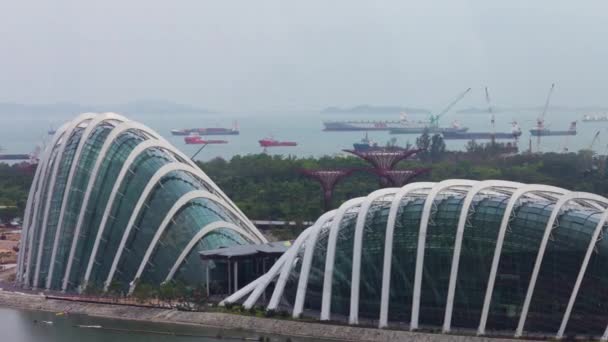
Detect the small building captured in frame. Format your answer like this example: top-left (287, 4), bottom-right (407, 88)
top-left (199, 241), bottom-right (291, 297)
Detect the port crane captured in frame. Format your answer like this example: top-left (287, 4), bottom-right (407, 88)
top-left (428, 88), bottom-right (472, 128)
top-left (534, 83), bottom-right (555, 152)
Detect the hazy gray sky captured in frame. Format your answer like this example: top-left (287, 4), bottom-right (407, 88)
top-left (1, 0), bottom-right (607, 111)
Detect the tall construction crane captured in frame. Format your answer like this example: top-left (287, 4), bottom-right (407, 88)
top-left (589, 130), bottom-right (601, 150)
top-left (429, 88), bottom-right (472, 128)
top-left (485, 87), bottom-right (495, 143)
top-left (535, 83), bottom-right (555, 152)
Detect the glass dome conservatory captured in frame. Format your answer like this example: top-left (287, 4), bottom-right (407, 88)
top-left (16, 113), bottom-right (266, 293)
top-left (224, 180), bottom-right (608, 339)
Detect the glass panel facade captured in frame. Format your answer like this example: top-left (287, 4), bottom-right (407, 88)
top-left (38, 127), bottom-right (85, 287)
top-left (21, 114), bottom-right (260, 293)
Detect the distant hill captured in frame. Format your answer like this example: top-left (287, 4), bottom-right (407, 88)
top-left (322, 105), bottom-right (430, 115)
top-left (0, 100), bottom-right (214, 115)
top-left (456, 105), bottom-right (608, 114)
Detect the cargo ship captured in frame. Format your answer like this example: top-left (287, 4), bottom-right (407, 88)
top-left (171, 122), bottom-right (239, 136)
top-left (442, 122), bottom-right (522, 140)
top-left (171, 127), bottom-right (239, 136)
top-left (530, 121), bottom-right (577, 137)
top-left (184, 135), bottom-right (228, 145)
top-left (259, 137), bottom-right (297, 148)
top-left (353, 134), bottom-right (379, 151)
top-left (323, 119), bottom-right (409, 131)
top-left (582, 114), bottom-right (608, 122)
top-left (389, 123), bottom-right (468, 135)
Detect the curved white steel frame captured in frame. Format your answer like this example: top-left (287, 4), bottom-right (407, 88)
top-left (320, 197), bottom-right (366, 321)
top-left (410, 179), bottom-right (477, 330)
top-left (267, 223), bottom-right (324, 311)
top-left (267, 210), bottom-right (338, 312)
top-left (164, 221), bottom-right (257, 282)
top-left (103, 172), bottom-right (230, 291)
top-left (242, 227), bottom-right (313, 309)
top-left (20, 113), bottom-right (264, 292)
top-left (21, 122), bottom-right (70, 285)
top-left (83, 137), bottom-right (262, 291)
top-left (558, 208), bottom-right (608, 338)
top-left (349, 188), bottom-right (399, 324)
top-left (515, 192), bottom-right (608, 338)
top-left (442, 180), bottom-right (524, 333)
top-left (378, 182), bottom-right (436, 328)
top-left (123, 186), bottom-right (247, 291)
top-left (292, 210), bottom-right (337, 318)
top-left (81, 139), bottom-right (174, 289)
top-left (477, 184), bottom-right (570, 336)
top-left (61, 120), bottom-right (163, 291)
top-left (46, 113), bottom-right (127, 289)
top-left (16, 160), bottom-right (44, 281)
top-left (33, 113), bottom-right (96, 288)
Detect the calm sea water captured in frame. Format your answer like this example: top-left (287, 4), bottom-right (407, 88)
top-left (0, 110), bottom-right (603, 161)
top-left (0, 306), bottom-right (318, 342)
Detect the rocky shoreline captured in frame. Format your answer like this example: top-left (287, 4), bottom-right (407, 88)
top-left (0, 290), bottom-right (516, 342)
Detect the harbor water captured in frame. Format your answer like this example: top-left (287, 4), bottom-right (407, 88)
top-left (0, 306), bottom-right (314, 342)
top-left (0, 109), bottom-right (604, 161)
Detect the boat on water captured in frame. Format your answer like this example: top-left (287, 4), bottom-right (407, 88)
top-left (323, 119), bottom-right (408, 131)
top-left (443, 122), bottom-right (522, 140)
top-left (171, 127), bottom-right (239, 136)
top-left (172, 122), bottom-right (239, 136)
top-left (582, 114), bottom-right (608, 122)
top-left (530, 121), bottom-right (577, 137)
top-left (389, 123), bottom-right (468, 135)
top-left (184, 134), bottom-right (228, 145)
top-left (259, 137), bottom-right (297, 147)
top-left (353, 133), bottom-right (379, 151)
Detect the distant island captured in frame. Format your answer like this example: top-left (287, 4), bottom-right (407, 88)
top-left (0, 100), bottom-right (214, 115)
top-left (321, 105), bottom-right (430, 115)
top-left (456, 105), bottom-right (608, 114)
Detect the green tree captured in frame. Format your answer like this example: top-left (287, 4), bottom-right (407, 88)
top-left (415, 129), bottom-right (431, 162)
top-left (429, 134), bottom-right (446, 162)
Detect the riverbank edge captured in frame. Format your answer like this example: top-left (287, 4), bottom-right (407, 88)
top-left (0, 291), bottom-right (516, 342)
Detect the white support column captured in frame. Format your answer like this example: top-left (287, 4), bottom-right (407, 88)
top-left (221, 269), bottom-right (272, 306)
top-left (349, 188), bottom-right (399, 325)
top-left (515, 192), bottom-right (606, 337)
top-left (442, 181), bottom-right (523, 333)
top-left (234, 261), bottom-right (239, 292)
top-left (206, 262), bottom-right (210, 297)
top-left (33, 113), bottom-right (96, 288)
top-left (477, 184), bottom-right (568, 336)
top-left (378, 182), bottom-right (435, 328)
top-left (242, 228), bottom-right (313, 309)
top-left (320, 197), bottom-right (365, 321)
top-left (410, 180), bottom-right (477, 330)
top-left (47, 113), bottom-right (127, 290)
top-left (292, 210), bottom-right (337, 318)
top-left (164, 221), bottom-right (256, 283)
top-left (267, 226), bottom-right (318, 311)
top-left (557, 208), bottom-right (608, 338)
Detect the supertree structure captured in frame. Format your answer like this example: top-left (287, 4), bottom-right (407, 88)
top-left (371, 168), bottom-right (432, 187)
top-left (344, 148), bottom-right (427, 186)
top-left (300, 169), bottom-right (356, 211)
top-left (342, 148), bottom-right (421, 171)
